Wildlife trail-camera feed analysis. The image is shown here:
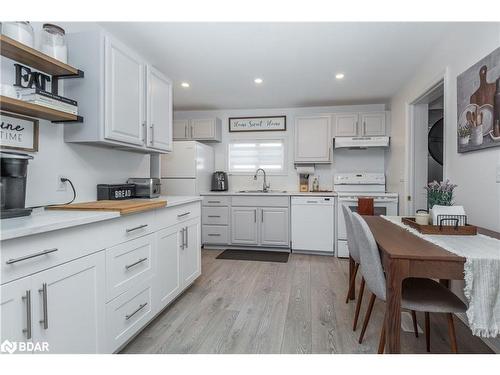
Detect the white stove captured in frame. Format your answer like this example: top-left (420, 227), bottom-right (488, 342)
top-left (334, 173), bottom-right (399, 258)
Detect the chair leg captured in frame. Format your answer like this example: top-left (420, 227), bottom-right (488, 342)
top-left (411, 310), bottom-right (419, 338)
top-left (425, 312), bottom-right (430, 352)
top-left (345, 263), bottom-right (359, 304)
top-left (377, 312), bottom-right (387, 354)
top-left (353, 277), bottom-right (365, 331)
top-left (447, 313), bottom-right (458, 354)
top-left (358, 293), bottom-right (376, 344)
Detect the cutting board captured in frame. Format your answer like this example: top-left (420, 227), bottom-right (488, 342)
top-left (48, 199), bottom-right (167, 215)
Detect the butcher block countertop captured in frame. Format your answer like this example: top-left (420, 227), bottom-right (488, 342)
top-left (1, 196), bottom-right (202, 241)
top-left (47, 198), bottom-right (168, 215)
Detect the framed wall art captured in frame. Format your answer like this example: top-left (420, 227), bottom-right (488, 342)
top-left (229, 116), bottom-right (286, 132)
top-left (0, 111), bottom-right (39, 152)
top-left (457, 47), bottom-right (500, 153)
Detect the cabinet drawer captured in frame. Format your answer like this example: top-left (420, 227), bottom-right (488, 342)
top-left (106, 234), bottom-right (154, 302)
top-left (156, 202), bottom-right (201, 230)
top-left (105, 210), bottom-right (156, 244)
top-left (106, 279), bottom-right (153, 352)
top-left (202, 206), bottom-right (229, 225)
top-left (231, 196), bottom-right (289, 208)
top-left (202, 196), bottom-right (230, 207)
top-left (202, 225), bottom-right (229, 244)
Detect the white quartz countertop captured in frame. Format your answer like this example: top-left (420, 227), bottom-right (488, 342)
top-left (201, 191), bottom-right (338, 196)
top-left (1, 195), bottom-right (202, 241)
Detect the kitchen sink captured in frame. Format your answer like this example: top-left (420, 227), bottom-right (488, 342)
top-left (237, 190), bottom-right (288, 193)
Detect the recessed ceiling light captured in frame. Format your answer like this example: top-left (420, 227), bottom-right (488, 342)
top-left (181, 82), bottom-right (190, 88)
top-left (335, 73), bottom-right (345, 80)
top-left (254, 78), bottom-right (263, 84)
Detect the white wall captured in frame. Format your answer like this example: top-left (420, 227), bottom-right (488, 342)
top-left (1, 23), bottom-right (150, 207)
top-left (174, 104), bottom-right (388, 192)
top-left (387, 22), bottom-right (500, 232)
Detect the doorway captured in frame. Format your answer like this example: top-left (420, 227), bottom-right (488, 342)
top-left (408, 80), bottom-right (445, 214)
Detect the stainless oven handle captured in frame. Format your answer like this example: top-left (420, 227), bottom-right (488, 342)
top-left (125, 257), bottom-right (148, 270)
top-left (6, 248), bottom-right (58, 265)
top-left (125, 302), bottom-right (148, 320)
top-left (126, 224), bottom-right (148, 233)
top-left (22, 290), bottom-right (32, 339)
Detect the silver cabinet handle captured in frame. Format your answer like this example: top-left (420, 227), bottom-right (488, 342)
top-left (126, 224), bottom-right (148, 233)
top-left (254, 210), bottom-right (256, 223)
top-left (363, 121), bottom-right (366, 135)
top-left (356, 121), bottom-right (359, 134)
top-left (185, 227), bottom-right (188, 248)
top-left (6, 248), bottom-right (58, 265)
top-left (150, 123), bottom-right (154, 145)
top-left (190, 126), bottom-right (193, 139)
top-left (207, 215), bottom-right (220, 218)
top-left (22, 290), bottom-right (32, 339)
top-left (125, 257), bottom-right (148, 270)
top-left (125, 302), bottom-right (148, 320)
top-left (306, 200), bottom-right (317, 203)
top-left (142, 122), bottom-right (146, 142)
top-left (177, 212), bottom-right (191, 218)
top-left (180, 228), bottom-right (185, 249)
top-left (261, 210), bottom-right (264, 222)
top-left (208, 233), bottom-right (220, 237)
top-left (207, 200), bottom-right (220, 203)
top-left (184, 125), bottom-right (187, 138)
top-left (39, 283), bottom-right (48, 330)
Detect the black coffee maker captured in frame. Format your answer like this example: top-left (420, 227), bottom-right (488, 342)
top-left (211, 171), bottom-right (228, 191)
top-left (1, 151), bottom-right (34, 219)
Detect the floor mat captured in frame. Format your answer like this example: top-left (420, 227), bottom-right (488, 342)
top-left (216, 249), bottom-right (289, 263)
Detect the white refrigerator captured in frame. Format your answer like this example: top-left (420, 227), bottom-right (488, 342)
top-left (160, 141), bottom-right (214, 195)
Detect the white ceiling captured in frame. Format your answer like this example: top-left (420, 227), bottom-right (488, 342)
top-left (100, 22), bottom-right (452, 110)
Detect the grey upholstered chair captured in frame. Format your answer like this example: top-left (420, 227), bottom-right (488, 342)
top-left (350, 212), bottom-right (467, 353)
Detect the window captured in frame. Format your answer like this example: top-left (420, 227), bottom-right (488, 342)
top-left (228, 139), bottom-right (286, 174)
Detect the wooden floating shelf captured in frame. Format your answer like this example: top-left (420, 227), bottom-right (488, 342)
top-left (0, 34), bottom-right (80, 76)
top-left (0, 96), bottom-right (81, 123)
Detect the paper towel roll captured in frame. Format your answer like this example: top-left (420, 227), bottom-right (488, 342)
top-left (296, 166), bottom-right (315, 174)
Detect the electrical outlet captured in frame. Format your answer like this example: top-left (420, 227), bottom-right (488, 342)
top-left (57, 175), bottom-right (68, 191)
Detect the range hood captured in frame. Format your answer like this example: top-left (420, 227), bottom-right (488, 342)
top-left (334, 136), bottom-right (390, 149)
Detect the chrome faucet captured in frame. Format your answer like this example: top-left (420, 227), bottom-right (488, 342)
top-left (254, 168), bottom-right (270, 192)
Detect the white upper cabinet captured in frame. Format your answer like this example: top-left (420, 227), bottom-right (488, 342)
top-left (173, 120), bottom-right (190, 140)
top-left (360, 112), bottom-right (386, 136)
top-left (334, 112), bottom-right (386, 137)
top-left (64, 30), bottom-right (172, 153)
top-left (148, 66), bottom-right (173, 151)
top-left (294, 115), bottom-right (332, 163)
top-left (172, 118), bottom-right (222, 142)
top-left (104, 36), bottom-right (146, 146)
top-left (335, 113), bottom-right (359, 137)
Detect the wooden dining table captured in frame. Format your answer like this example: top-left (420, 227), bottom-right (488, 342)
top-left (351, 216), bottom-right (500, 354)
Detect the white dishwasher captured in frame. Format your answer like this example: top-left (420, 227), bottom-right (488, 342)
top-left (291, 196), bottom-right (335, 255)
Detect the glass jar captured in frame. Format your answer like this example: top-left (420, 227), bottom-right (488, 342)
top-left (40, 23), bottom-right (67, 63)
top-left (1, 22), bottom-right (34, 47)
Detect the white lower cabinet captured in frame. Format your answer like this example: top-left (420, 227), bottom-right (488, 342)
top-left (0, 277), bottom-right (34, 352)
top-left (180, 219), bottom-right (202, 287)
top-left (231, 207), bottom-right (259, 245)
top-left (260, 208), bottom-right (289, 247)
top-left (155, 226), bottom-right (181, 311)
top-left (33, 252), bottom-right (106, 354)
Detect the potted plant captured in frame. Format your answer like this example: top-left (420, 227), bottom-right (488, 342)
top-left (457, 125), bottom-right (471, 145)
top-left (425, 179), bottom-right (457, 211)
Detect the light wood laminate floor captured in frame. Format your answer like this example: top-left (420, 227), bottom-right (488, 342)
top-left (121, 249), bottom-right (492, 354)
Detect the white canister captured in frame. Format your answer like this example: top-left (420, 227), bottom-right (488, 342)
top-left (471, 125), bottom-right (484, 146)
top-left (1, 22), bottom-right (34, 48)
top-left (415, 212), bottom-right (430, 226)
top-left (40, 24), bottom-right (68, 63)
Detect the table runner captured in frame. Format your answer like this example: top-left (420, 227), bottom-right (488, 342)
top-left (381, 216), bottom-right (500, 338)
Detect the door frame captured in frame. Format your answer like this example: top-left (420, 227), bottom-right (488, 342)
top-left (404, 69), bottom-right (449, 215)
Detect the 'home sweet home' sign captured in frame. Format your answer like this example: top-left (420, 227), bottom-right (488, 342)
top-left (0, 112), bottom-right (39, 152)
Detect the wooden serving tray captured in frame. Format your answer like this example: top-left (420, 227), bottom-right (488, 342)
top-left (48, 199), bottom-right (167, 215)
top-left (402, 217), bottom-right (477, 235)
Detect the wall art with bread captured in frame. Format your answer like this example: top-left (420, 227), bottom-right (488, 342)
top-left (457, 47), bottom-right (500, 153)
top-left (457, 47), bottom-right (500, 152)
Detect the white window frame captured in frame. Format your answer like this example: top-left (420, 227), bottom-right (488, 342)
top-left (226, 138), bottom-right (288, 176)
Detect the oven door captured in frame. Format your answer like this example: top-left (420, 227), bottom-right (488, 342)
top-left (337, 198), bottom-right (396, 241)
